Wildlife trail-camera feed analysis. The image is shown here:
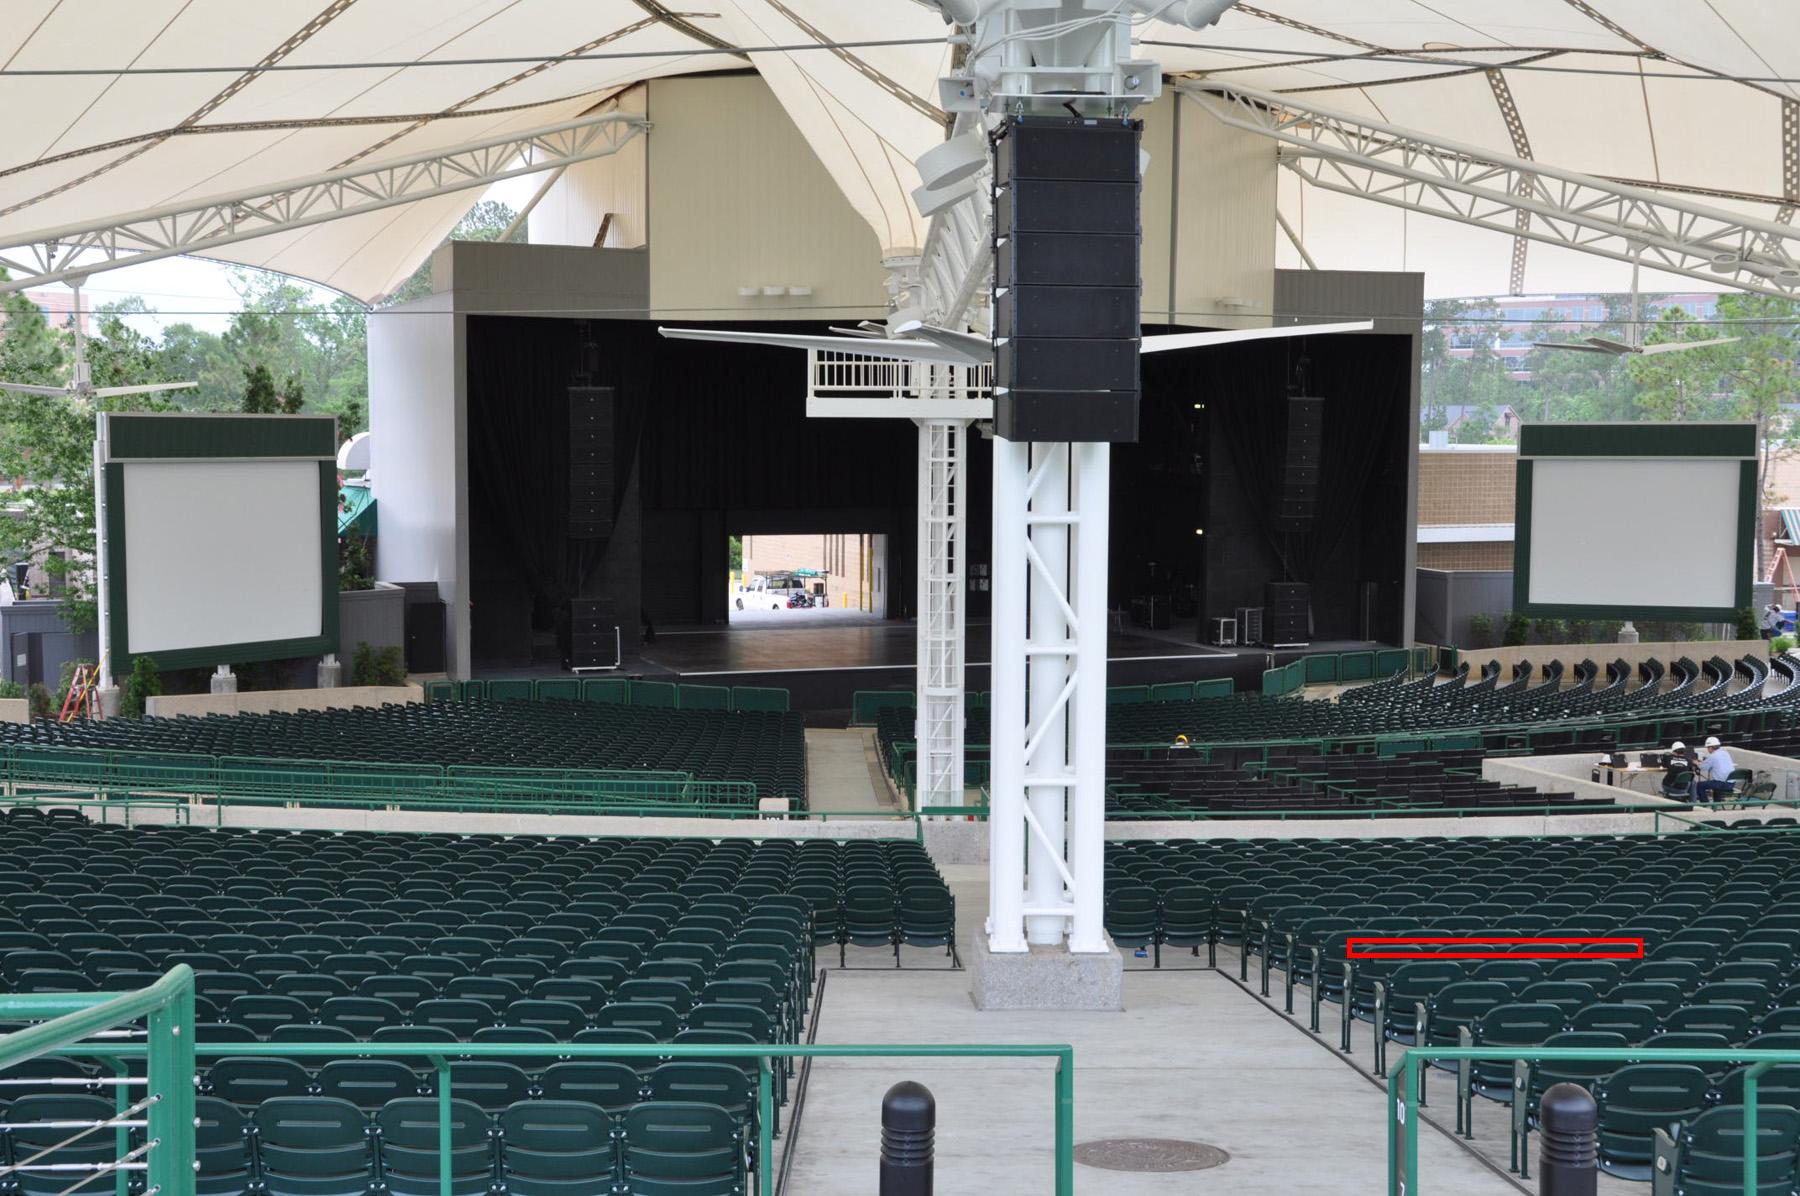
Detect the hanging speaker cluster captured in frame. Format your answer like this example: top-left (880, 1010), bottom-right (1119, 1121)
top-left (569, 387), bottom-right (614, 540)
top-left (993, 116), bottom-right (1142, 443)
top-left (1277, 396), bottom-right (1323, 529)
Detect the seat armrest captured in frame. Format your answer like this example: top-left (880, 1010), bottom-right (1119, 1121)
top-left (1650, 1126), bottom-right (1678, 1196)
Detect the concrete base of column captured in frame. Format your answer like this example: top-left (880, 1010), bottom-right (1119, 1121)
top-left (968, 935), bottom-right (1124, 1012)
top-left (317, 658), bottom-right (342, 689)
top-left (209, 668), bottom-right (238, 695)
top-left (94, 686), bottom-right (121, 719)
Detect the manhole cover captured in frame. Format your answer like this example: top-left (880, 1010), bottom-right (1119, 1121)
top-left (1074, 1139), bottom-right (1230, 1173)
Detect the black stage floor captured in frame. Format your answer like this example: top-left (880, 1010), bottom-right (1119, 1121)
top-left (475, 619), bottom-right (1393, 725)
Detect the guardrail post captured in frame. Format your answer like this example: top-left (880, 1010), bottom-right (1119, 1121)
top-left (1537, 1082), bottom-right (1597, 1196)
top-left (880, 1081), bottom-right (935, 1196)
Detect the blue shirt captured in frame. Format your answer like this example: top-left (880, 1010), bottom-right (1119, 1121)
top-left (1700, 748), bottom-right (1736, 782)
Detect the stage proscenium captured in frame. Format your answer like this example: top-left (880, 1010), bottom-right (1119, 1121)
top-left (96, 413), bottom-right (339, 671)
top-left (1513, 422), bottom-right (1756, 621)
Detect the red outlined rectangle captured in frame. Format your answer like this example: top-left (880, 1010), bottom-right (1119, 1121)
top-left (1345, 936), bottom-right (1644, 961)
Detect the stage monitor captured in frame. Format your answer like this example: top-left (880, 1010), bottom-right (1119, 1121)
top-left (1513, 422), bottom-right (1756, 622)
top-left (97, 413), bottom-right (339, 671)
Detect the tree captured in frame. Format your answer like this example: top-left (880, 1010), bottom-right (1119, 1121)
top-left (1628, 306), bottom-right (1734, 421)
top-left (240, 363), bottom-right (304, 414)
top-left (383, 201), bottom-right (520, 306)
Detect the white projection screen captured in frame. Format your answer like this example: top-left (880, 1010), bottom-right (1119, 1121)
top-left (99, 413), bottom-right (338, 670)
top-left (1514, 423), bottom-right (1756, 622)
top-left (122, 461), bottom-right (323, 654)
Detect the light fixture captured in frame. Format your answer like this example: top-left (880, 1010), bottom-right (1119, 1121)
top-left (737, 286), bottom-right (759, 298)
top-left (916, 132), bottom-right (987, 191)
top-left (1174, 0), bottom-right (1238, 30)
top-left (1194, 528), bottom-right (1205, 536)
top-left (762, 286), bottom-right (785, 297)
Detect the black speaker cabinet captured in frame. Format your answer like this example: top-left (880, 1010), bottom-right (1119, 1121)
top-left (568, 599), bottom-right (620, 671)
top-left (992, 116), bottom-right (1142, 444)
top-left (569, 388), bottom-right (614, 539)
top-left (1278, 396), bottom-right (1325, 528)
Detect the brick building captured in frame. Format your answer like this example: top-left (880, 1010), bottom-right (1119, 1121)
top-left (740, 533), bottom-right (885, 612)
top-left (1416, 444), bottom-right (1514, 571)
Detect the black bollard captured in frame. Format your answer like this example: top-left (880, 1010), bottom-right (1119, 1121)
top-left (1538, 1082), bottom-right (1598, 1196)
top-left (880, 1080), bottom-right (935, 1196)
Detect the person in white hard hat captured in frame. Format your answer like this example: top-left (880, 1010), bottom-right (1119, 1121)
top-left (1661, 741), bottom-right (1696, 799)
top-left (1694, 736), bottom-right (1739, 804)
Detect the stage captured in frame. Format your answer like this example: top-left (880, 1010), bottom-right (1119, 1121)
top-left (474, 617), bottom-right (1394, 725)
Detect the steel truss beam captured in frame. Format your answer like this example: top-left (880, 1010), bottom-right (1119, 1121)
top-left (0, 111), bottom-right (649, 293)
top-left (1181, 82), bottom-right (1800, 298)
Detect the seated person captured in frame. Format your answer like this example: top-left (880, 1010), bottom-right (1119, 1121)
top-left (1660, 741), bottom-right (1696, 799)
top-left (1693, 735), bottom-right (1739, 804)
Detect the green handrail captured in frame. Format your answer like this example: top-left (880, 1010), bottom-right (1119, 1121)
top-left (1388, 1045), bottom-right (1800, 1196)
top-left (63, 1037), bottom-right (1077, 1196)
top-left (0, 965), bottom-right (195, 1196)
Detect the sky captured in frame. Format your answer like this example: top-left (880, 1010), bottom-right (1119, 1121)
top-left (34, 175), bottom-right (544, 337)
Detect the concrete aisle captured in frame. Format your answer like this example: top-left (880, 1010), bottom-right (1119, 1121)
top-left (803, 728), bottom-right (893, 814)
top-left (779, 966), bottom-right (1526, 1195)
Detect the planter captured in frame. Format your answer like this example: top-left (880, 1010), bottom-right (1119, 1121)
top-left (338, 581), bottom-right (405, 661)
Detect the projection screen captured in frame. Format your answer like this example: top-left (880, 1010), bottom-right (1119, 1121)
top-left (98, 413), bottom-right (339, 672)
top-left (1514, 423), bottom-right (1756, 622)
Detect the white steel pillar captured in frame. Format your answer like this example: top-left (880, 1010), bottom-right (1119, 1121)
top-left (989, 438), bottom-right (1110, 953)
top-left (914, 413), bottom-right (968, 814)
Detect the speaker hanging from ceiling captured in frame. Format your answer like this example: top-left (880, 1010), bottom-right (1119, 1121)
top-left (1277, 395), bottom-right (1323, 530)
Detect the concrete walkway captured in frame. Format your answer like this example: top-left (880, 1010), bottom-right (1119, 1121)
top-left (804, 727), bottom-right (893, 814)
top-left (781, 966), bottom-right (1526, 1195)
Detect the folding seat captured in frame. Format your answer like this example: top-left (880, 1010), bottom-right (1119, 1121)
top-left (271, 974), bottom-right (351, 1005)
top-left (321, 954), bottom-right (388, 985)
top-left (648, 1062), bottom-right (751, 1124)
top-left (496, 1100), bottom-right (617, 1196)
top-left (644, 941), bottom-right (719, 973)
top-left (413, 998), bottom-right (497, 1039)
top-left (194, 972), bottom-right (264, 1004)
top-left (206, 1056), bottom-right (315, 1107)
top-left (594, 1001), bottom-right (681, 1041)
top-left (227, 994), bottom-right (313, 1040)
top-left (1663, 1004), bottom-right (1754, 1040)
top-left (1511, 1031), bottom-right (1629, 1180)
top-left (319, 996), bottom-right (406, 1038)
top-left (1761, 1007), bottom-right (1800, 1033)
top-left (1379, 960), bottom-right (1466, 1046)
top-left (252, 1096), bottom-right (377, 1196)
top-left (1549, 960), bottom-right (1620, 990)
top-left (447, 1062), bottom-right (535, 1113)
top-left (1608, 982), bottom-right (1686, 1022)
top-left (1516, 981), bottom-right (1597, 1019)
top-left (1455, 1003), bottom-right (1567, 1135)
top-left (894, 888), bottom-right (958, 968)
top-left (504, 999), bottom-right (588, 1039)
top-left (13, 968), bottom-right (92, 993)
top-left (0, 951), bottom-right (77, 984)
top-left (193, 1096), bottom-right (255, 1196)
top-left (504, 938), bottom-right (570, 966)
top-left (355, 975), bottom-right (436, 1014)
top-left (1471, 960), bottom-right (1543, 989)
top-left (3, 1095), bottom-right (124, 1196)
top-left (272, 1024), bottom-right (357, 1045)
top-left (376, 1098), bottom-right (495, 1196)
top-left (1649, 1103), bottom-right (1800, 1196)
top-left (446, 975), bottom-right (525, 1008)
top-left (538, 1061), bottom-right (643, 1114)
top-left (1708, 960), bottom-right (1783, 988)
top-left (399, 955), bottom-right (469, 987)
top-left (616, 979), bottom-right (693, 1017)
top-left (483, 957), bottom-right (553, 988)
top-left (311, 1060), bottom-right (423, 1111)
top-left (618, 1101), bottom-right (747, 1196)
top-left (1414, 981), bottom-right (1513, 1099)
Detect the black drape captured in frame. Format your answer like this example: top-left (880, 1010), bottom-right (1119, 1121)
top-left (465, 322), bottom-right (606, 607)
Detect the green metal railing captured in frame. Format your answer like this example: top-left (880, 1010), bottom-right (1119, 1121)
top-left (1389, 1046), bottom-right (1800, 1196)
top-left (66, 1035), bottom-right (1076, 1196)
top-left (431, 677), bottom-right (792, 713)
top-left (0, 965), bottom-right (196, 1196)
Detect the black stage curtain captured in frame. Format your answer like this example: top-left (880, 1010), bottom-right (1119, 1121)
top-left (465, 321), bottom-right (607, 608)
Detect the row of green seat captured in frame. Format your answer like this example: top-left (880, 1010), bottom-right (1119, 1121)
top-left (430, 676), bottom-right (790, 714)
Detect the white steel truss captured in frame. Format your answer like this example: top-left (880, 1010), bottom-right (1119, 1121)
top-left (1181, 82), bottom-right (1800, 299)
top-left (0, 112), bottom-right (649, 293)
top-left (988, 439), bottom-right (1110, 953)
top-left (916, 418), bottom-right (969, 815)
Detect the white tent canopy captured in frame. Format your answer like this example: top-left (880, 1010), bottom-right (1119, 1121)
top-left (0, 0), bottom-right (1791, 301)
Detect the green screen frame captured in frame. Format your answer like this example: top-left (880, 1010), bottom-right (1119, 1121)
top-left (1513, 422), bottom-right (1757, 622)
top-left (100, 414), bottom-right (339, 672)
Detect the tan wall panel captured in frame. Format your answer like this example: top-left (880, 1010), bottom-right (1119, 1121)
top-left (648, 75), bottom-right (889, 321)
top-left (1171, 93), bottom-right (1276, 330)
top-left (1418, 451), bottom-right (1517, 524)
top-left (1139, 94), bottom-right (1177, 326)
top-left (528, 85), bottom-right (648, 249)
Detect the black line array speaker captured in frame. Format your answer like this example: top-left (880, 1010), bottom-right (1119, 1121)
top-left (1264, 581), bottom-right (1311, 647)
top-left (569, 387), bottom-right (614, 540)
top-left (1277, 396), bottom-right (1324, 528)
top-left (993, 116), bottom-right (1142, 443)
top-left (568, 598), bottom-right (619, 670)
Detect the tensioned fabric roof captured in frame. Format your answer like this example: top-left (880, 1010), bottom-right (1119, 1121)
top-left (0, 1), bottom-right (1792, 303)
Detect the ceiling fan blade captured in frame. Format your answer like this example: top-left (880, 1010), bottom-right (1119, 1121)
top-left (1531, 341), bottom-right (1619, 355)
top-left (1637, 336), bottom-right (1741, 356)
top-left (90, 381), bottom-right (199, 397)
top-left (891, 320), bottom-right (995, 364)
top-left (0, 381), bottom-right (71, 397)
top-left (827, 326), bottom-right (885, 339)
top-left (1583, 337), bottom-right (1635, 354)
top-left (657, 326), bottom-right (985, 367)
top-left (1139, 319), bottom-right (1375, 355)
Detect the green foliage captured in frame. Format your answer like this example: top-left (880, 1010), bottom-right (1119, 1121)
top-left (1564, 618), bottom-right (1593, 644)
top-left (1774, 634), bottom-right (1797, 655)
top-left (240, 363), bottom-right (304, 414)
top-left (1501, 611), bottom-right (1530, 647)
top-left (0, 680), bottom-right (21, 699)
top-left (338, 530), bottom-right (374, 592)
top-left (26, 683), bottom-right (53, 721)
top-left (351, 642), bottom-right (406, 687)
top-left (1735, 607), bottom-right (1760, 640)
top-left (1530, 618), bottom-right (1565, 645)
top-left (729, 536), bottom-right (744, 573)
top-left (1465, 611), bottom-right (1493, 649)
top-left (121, 654), bottom-right (162, 719)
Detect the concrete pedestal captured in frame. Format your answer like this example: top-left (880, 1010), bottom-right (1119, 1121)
top-left (210, 667), bottom-right (238, 695)
top-left (317, 656), bottom-right (342, 689)
top-left (94, 685), bottom-right (121, 720)
top-left (968, 935), bottom-right (1124, 1011)
top-left (1618, 621), bottom-right (1640, 645)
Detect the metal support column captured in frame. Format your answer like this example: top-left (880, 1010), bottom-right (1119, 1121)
top-left (990, 438), bottom-right (1110, 953)
top-left (915, 414), bottom-right (968, 814)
